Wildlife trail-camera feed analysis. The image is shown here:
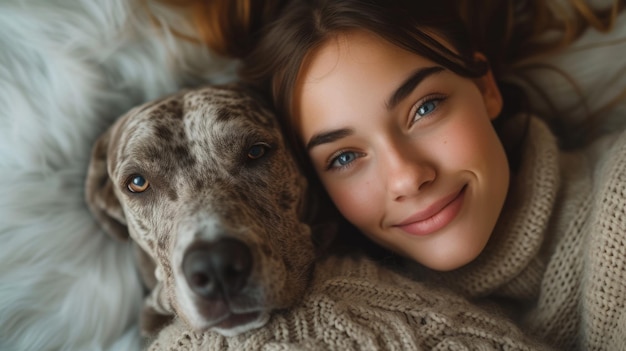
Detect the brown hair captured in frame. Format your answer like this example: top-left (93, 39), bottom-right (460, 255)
top-left (157, 0), bottom-right (621, 178)
top-left (160, 0), bottom-right (621, 141)
top-left (160, 0), bottom-right (622, 61)
top-left (149, 0), bottom-right (286, 58)
top-left (158, 0), bottom-right (622, 126)
top-left (234, 0), bottom-right (532, 170)
top-left (458, 0), bottom-right (622, 65)
top-left (247, 1), bottom-right (492, 119)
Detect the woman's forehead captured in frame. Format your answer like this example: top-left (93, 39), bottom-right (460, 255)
top-left (299, 30), bottom-right (437, 82)
top-left (292, 31), bottom-right (439, 140)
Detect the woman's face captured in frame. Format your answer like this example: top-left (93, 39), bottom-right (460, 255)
top-left (293, 30), bottom-right (510, 271)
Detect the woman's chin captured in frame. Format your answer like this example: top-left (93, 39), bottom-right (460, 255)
top-left (408, 240), bottom-right (488, 272)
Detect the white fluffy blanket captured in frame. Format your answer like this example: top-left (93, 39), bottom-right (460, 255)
top-left (0, 1), bottom-right (235, 350)
top-left (0, 1), bottom-right (624, 351)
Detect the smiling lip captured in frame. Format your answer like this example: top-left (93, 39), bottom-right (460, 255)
top-left (394, 185), bottom-right (466, 236)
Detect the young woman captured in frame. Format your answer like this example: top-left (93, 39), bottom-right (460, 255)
top-left (160, 0), bottom-right (626, 349)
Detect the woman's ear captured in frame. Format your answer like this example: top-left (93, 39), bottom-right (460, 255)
top-left (474, 53), bottom-right (503, 120)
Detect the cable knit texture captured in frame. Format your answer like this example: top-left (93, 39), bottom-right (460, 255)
top-left (410, 116), bottom-right (626, 350)
top-left (148, 255), bottom-right (549, 350)
top-left (147, 116), bottom-right (625, 351)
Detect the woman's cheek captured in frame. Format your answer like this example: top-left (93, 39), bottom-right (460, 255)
top-left (324, 175), bottom-right (378, 227)
top-left (437, 107), bottom-right (498, 168)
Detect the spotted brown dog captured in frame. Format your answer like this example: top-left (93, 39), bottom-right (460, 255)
top-left (85, 85), bottom-right (322, 337)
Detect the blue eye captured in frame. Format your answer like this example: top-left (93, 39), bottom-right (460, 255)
top-left (329, 151), bottom-right (358, 169)
top-left (411, 96), bottom-right (446, 125)
top-left (247, 143), bottom-right (270, 160)
top-left (127, 175), bottom-right (150, 193)
top-left (417, 100), bottom-right (439, 116)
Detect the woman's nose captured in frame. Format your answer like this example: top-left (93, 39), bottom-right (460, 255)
top-left (383, 142), bottom-right (435, 201)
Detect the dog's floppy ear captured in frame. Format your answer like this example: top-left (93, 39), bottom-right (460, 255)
top-left (85, 126), bottom-right (129, 241)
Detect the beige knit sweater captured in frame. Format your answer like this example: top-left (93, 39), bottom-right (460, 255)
top-left (148, 255), bottom-right (549, 350)
top-left (410, 116), bottom-right (626, 350)
top-left (148, 116), bottom-right (624, 350)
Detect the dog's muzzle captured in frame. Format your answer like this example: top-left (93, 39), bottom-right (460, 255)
top-left (183, 238), bottom-right (252, 299)
top-left (181, 237), bottom-right (269, 335)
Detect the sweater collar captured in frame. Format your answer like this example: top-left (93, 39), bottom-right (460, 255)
top-left (407, 116), bottom-right (560, 297)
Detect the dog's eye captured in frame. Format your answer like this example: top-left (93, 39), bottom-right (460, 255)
top-left (127, 175), bottom-right (150, 193)
top-left (247, 143), bottom-right (270, 160)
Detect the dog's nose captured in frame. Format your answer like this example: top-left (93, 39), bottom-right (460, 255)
top-left (182, 238), bottom-right (252, 299)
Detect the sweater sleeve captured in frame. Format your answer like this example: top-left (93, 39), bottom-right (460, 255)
top-left (147, 255), bottom-right (550, 351)
top-left (579, 128), bottom-right (626, 350)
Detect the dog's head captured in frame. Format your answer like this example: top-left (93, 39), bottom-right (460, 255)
top-left (85, 85), bottom-right (321, 336)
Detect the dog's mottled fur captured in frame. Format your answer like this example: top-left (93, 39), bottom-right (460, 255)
top-left (85, 85), bottom-right (321, 337)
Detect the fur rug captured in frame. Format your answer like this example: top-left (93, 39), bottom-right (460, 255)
top-left (0, 1), bottom-right (623, 351)
top-left (0, 1), bottom-right (235, 350)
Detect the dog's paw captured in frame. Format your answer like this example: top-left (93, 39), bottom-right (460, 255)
top-left (140, 305), bottom-right (175, 338)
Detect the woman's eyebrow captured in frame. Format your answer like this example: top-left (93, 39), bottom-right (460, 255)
top-left (306, 128), bottom-right (353, 150)
top-left (385, 66), bottom-right (444, 110)
top-left (306, 67), bottom-right (443, 151)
